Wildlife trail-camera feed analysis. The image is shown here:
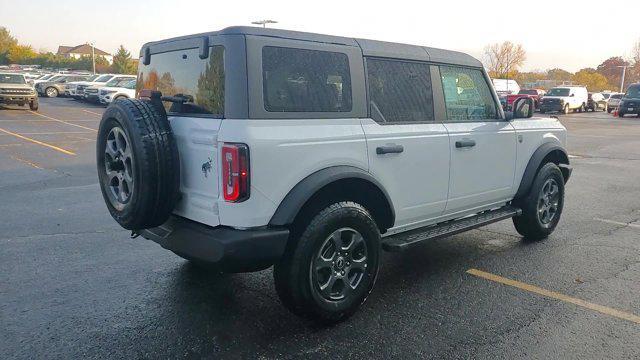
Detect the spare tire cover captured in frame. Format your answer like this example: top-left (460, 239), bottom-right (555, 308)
top-left (97, 98), bottom-right (180, 230)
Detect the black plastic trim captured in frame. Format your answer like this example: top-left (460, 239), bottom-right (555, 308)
top-left (269, 166), bottom-right (395, 228)
top-left (139, 215), bottom-right (289, 272)
top-left (514, 142), bottom-right (570, 200)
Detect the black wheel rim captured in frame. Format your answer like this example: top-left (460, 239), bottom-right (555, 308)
top-left (311, 227), bottom-right (369, 301)
top-left (537, 178), bottom-right (560, 228)
top-left (103, 126), bottom-right (134, 210)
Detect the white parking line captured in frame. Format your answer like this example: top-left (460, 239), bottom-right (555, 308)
top-left (594, 218), bottom-right (640, 229)
top-left (82, 109), bottom-right (103, 116)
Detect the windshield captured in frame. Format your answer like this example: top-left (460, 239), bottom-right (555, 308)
top-left (547, 88), bottom-right (570, 97)
top-left (84, 74), bottom-right (100, 82)
top-left (625, 86), bottom-right (640, 99)
top-left (611, 94), bottom-right (622, 99)
top-left (38, 74), bottom-right (53, 80)
top-left (0, 74), bottom-right (26, 84)
top-left (518, 90), bottom-right (537, 95)
top-left (602, 93), bottom-right (611, 99)
top-left (105, 77), bottom-right (136, 87)
top-left (94, 75), bottom-right (114, 83)
top-left (48, 75), bottom-right (64, 82)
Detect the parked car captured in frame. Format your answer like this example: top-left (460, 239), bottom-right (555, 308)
top-left (85, 75), bottom-right (136, 103)
top-left (587, 92), bottom-right (607, 112)
top-left (75, 74), bottom-right (118, 100)
top-left (35, 74), bottom-right (90, 98)
top-left (98, 79), bottom-right (136, 105)
top-left (607, 93), bottom-right (624, 113)
top-left (505, 89), bottom-right (545, 111)
top-left (539, 86), bottom-right (588, 114)
top-left (96, 26), bottom-right (571, 323)
top-left (32, 73), bottom-right (57, 85)
top-left (65, 74), bottom-right (100, 97)
top-left (0, 73), bottom-right (38, 110)
top-left (618, 83), bottom-right (640, 118)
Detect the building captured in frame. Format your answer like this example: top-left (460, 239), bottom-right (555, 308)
top-left (56, 44), bottom-right (113, 63)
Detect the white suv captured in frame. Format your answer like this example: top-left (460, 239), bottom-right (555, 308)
top-left (98, 79), bottom-right (136, 105)
top-left (96, 27), bottom-right (571, 323)
top-left (540, 86), bottom-right (588, 114)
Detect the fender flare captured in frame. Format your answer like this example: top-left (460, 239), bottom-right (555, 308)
top-left (268, 166), bottom-right (395, 228)
top-left (514, 142), bottom-right (570, 200)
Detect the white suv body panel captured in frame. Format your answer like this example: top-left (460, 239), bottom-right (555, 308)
top-left (216, 118), bottom-right (369, 228)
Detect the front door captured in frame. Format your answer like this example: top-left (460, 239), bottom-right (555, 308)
top-left (438, 65), bottom-right (517, 216)
top-left (362, 58), bottom-right (450, 231)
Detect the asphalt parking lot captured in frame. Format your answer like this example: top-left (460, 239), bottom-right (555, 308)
top-left (1, 98), bottom-right (639, 359)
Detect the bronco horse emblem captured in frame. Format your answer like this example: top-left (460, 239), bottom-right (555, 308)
top-left (201, 157), bottom-right (213, 178)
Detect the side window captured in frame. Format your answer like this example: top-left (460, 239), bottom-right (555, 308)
top-left (440, 66), bottom-right (498, 121)
top-left (366, 58), bottom-right (434, 123)
top-left (262, 46), bottom-right (352, 112)
top-left (137, 45), bottom-right (225, 117)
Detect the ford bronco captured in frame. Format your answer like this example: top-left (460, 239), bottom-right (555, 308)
top-left (0, 73), bottom-right (38, 111)
top-left (96, 27), bottom-right (571, 323)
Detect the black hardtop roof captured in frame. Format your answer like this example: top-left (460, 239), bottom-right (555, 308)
top-left (140, 26), bottom-right (482, 68)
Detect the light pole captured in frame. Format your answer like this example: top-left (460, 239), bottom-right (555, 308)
top-left (251, 20), bottom-right (277, 28)
top-left (616, 65), bottom-right (627, 93)
top-left (90, 42), bottom-right (96, 74)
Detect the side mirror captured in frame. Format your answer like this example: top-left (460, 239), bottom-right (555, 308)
top-left (513, 97), bottom-right (534, 119)
top-left (27, 80), bottom-right (34, 86)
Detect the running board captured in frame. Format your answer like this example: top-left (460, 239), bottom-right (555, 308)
top-left (382, 206), bottom-right (522, 252)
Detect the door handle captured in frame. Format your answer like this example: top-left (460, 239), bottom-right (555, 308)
top-left (376, 144), bottom-right (404, 155)
top-left (455, 139), bottom-right (476, 148)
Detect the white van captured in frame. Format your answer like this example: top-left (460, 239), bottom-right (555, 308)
top-left (492, 79), bottom-right (520, 95)
top-left (540, 86), bottom-right (588, 114)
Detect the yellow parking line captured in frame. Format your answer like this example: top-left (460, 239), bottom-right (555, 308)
top-left (27, 110), bottom-right (97, 132)
top-left (82, 109), bottom-right (103, 116)
top-left (10, 155), bottom-right (43, 169)
top-left (0, 127), bottom-right (76, 155)
top-left (467, 268), bottom-right (640, 325)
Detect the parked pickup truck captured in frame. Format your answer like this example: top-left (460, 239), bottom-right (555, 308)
top-left (505, 89), bottom-right (545, 111)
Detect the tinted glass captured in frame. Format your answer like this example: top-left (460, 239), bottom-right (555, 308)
top-left (106, 77), bottom-right (135, 87)
top-left (262, 46), bottom-right (351, 112)
top-left (626, 85), bottom-right (640, 98)
top-left (366, 58), bottom-right (434, 123)
top-left (547, 88), bottom-right (570, 96)
top-left (440, 66), bottom-right (497, 121)
top-left (519, 89), bottom-right (537, 95)
top-left (95, 75), bottom-right (114, 83)
top-left (611, 94), bottom-right (622, 99)
top-left (137, 46), bottom-right (225, 116)
top-left (0, 74), bottom-right (25, 84)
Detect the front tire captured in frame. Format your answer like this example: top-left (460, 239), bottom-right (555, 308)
top-left (29, 100), bottom-right (38, 111)
top-left (274, 201), bottom-right (380, 323)
top-left (513, 163), bottom-right (565, 241)
top-left (45, 87), bottom-right (58, 98)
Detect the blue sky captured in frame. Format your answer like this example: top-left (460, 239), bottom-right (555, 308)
top-left (1, 0), bottom-right (638, 72)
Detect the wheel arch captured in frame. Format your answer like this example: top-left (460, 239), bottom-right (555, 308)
top-left (269, 166), bottom-right (395, 233)
top-left (514, 142), bottom-right (570, 200)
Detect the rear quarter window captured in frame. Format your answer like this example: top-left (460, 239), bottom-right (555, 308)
top-left (137, 45), bottom-right (225, 117)
top-left (262, 46), bottom-right (352, 112)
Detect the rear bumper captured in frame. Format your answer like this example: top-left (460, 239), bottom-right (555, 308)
top-left (139, 216), bottom-right (290, 272)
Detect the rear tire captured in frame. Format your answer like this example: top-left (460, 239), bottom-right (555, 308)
top-left (274, 201), bottom-right (380, 323)
top-left (513, 163), bottom-right (565, 241)
top-left (619, 111), bottom-right (625, 118)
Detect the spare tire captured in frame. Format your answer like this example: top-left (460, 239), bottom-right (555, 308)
top-left (97, 98), bottom-right (180, 230)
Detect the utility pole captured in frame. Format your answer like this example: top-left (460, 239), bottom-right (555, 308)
top-left (251, 20), bottom-right (277, 28)
top-left (617, 65), bottom-right (627, 93)
top-left (90, 42), bottom-right (96, 74)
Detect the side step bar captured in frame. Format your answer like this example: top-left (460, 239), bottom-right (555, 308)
top-left (382, 206), bottom-right (522, 252)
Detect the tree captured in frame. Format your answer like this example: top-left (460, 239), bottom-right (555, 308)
top-left (111, 45), bottom-right (136, 74)
top-left (0, 27), bottom-right (18, 64)
top-left (572, 68), bottom-right (611, 91)
top-left (628, 39), bottom-right (640, 84)
top-left (483, 41), bottom-right (526, 78)
top-left (8, 44), bottom-right (36, 63)
top-left (596, 57), bottom-right (629, 90)
top-left (546, 68), bottom-right (573, 82)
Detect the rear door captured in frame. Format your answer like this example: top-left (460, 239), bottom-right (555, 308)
top-left (439, 65), bottom-right (516, 216)
top-left (136, 43), bottom-right (226, 227)
top-left (362, 59), bottom-right (450, 231)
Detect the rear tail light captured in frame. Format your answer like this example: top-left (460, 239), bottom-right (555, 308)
top-left (221, 143), bottom-right (250, 202)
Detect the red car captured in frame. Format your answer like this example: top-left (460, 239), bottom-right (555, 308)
top-left (505, 89), bottom-right (546, 111)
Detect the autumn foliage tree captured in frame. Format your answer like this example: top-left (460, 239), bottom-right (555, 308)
top-left (111, 45), bottom-right (137, 74)
top-left (483, 41), bottom-right (526, 78)
top-left (572, 68), bottom-right (610, 91)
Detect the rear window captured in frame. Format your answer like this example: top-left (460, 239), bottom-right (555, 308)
top-left (626, 85), bottom-right (640, 98)
top-left (262, 46), bottom-right (352, 112)
top-left (137, 46), bottom-right (225, 117)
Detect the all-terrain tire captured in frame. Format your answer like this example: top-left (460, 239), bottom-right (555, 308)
top-left (274, 201), bottom-right (381, 323)
top-left (29, 100), bottom-right (38, 111)
top-left (513, 163), bottom-right (565, 241)
top-left (96, 98), bottom-right (180, 230)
